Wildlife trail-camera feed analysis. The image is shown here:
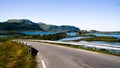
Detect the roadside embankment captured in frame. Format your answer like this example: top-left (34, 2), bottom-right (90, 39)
top-left (0, 41), bottom-right (37, 68)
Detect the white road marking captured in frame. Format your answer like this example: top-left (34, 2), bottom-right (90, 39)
top-left (38, 52), bottom-right (40, 55)
top-left (41, 60), bottom-right (46, 68)
top-left (27, 43), bottom-right (30, 46)
top-left (23, 42), bottom-right (26, 44)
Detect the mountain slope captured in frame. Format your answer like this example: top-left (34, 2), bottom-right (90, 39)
top-left (37, 22), bottom-right (80, 32)
top-left (0, 19), bottom-right (44, 31)
top-left (0, 19), bottom-right (80, 32)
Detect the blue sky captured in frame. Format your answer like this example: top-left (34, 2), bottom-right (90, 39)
top-left (0, 0), bottom-right (120, 31)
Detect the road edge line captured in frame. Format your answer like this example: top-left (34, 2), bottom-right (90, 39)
top-left (41, 60), bottom-right (46, 68)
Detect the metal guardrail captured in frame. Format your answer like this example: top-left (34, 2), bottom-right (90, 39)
top-left (13, 40), bottom-right (38, 56)
top-left (14, 39), bottom-right (120, 53)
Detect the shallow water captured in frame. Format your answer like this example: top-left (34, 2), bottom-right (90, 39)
top-left (78, 41), bottom-right (120, 47)
top-left (59, 36), bottom-right (90, 41)
top-left (93, 33), bottom-right (120, 38)
top-left (22, 31), bottom-right (57, 35)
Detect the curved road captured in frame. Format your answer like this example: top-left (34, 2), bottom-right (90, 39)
top-left (23, 41), bottom-right (120, 68)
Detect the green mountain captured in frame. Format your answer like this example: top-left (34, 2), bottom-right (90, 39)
top-left (0, 19), bottom-right (80, 32)
top-left (38, 22), bottom-right (80, 32)
top-left (0, 19), bottom-right (44, 31)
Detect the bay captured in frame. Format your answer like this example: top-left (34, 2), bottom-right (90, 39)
top-left (22, 31), bottom-right (58, 35)
top-left (93, 33), bottom-right (120, 38)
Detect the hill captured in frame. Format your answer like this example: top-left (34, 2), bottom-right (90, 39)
top-left (0, 19), bottom-right (80, 32)
top-left (38, 22), bottom-right (80, 32)
top-left (0, 19), bottom-right (44, 31)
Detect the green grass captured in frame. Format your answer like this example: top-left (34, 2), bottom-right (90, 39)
top-left (0, 41), bottom-right (36, 68)
top-left (81, 36), bottom-right (120, 42)
top-left (30, 33), bottom-right (67, 40)
top-left (42, 42), bottom-right (120, 56)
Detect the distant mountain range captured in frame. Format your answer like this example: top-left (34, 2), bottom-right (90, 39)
top-left (37, 22), bottom-right (80, 32)
top-left (0, 19), bottom-right (80, 32)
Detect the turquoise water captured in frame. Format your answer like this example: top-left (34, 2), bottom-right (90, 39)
top-left (22, 31), bottom-right (78, 36)
top-left (93, 33), bottom-right (120, 38)
top-left (60, 33), bottom-right (120, 41)
top-left (59, 33), bottom-right (120, 47)
top-left (78, 41), bottom-right (120, 47)
top-left (22, 31), bottom-right (57, 35)
top-left (59, 36), bottom-right (90, 41)
top-left (67, 32), bottom-right (77, 36)
top-left (0, 34), bottom-right (21, 38)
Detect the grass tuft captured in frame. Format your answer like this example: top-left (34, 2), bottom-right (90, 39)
top-left (0, 41), bottom-right (36, 68)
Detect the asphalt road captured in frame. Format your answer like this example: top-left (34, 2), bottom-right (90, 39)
top-left (24, 41), bottom-right (120, 68)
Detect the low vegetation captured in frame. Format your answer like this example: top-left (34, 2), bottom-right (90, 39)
top-left (0, 38), bottom-right (11, 42)
top-left (29, 33), bottom-right (67, 40)
top-left (81, 36), bottom-right (120, 42)
top-left (78, 34), bottom-right (96, 37)
top-left (0, 32), bottom-right (67, 42)
top-left (0, 41), bottom-right (36, 68)
top-left (0, 31), bottom-right (23, 35)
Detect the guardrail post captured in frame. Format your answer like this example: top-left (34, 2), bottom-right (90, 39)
top-left (27, 44), bottom-right (31, 56)
top-left (93, 47), bottom-right (96, 51)
top-left (30, 45), bottom-right (31, 56)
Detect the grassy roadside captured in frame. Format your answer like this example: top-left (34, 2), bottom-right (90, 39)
top-left (0, 41), bottom-right (36, 68)
top-left (80, 36), bottom-right (120, 42)
top-left (41, 42), bottom-right (120, 57)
